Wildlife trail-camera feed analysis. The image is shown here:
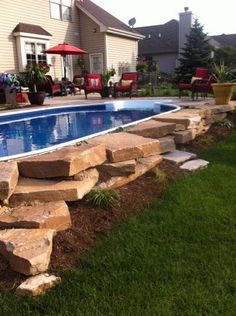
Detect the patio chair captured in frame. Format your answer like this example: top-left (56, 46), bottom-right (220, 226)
top-left (72, 75), bottom-right (85, 95)
top-left (113, 72), bottom-right (138, 98)
top-left (178, 68), bottom-right (210, 100)
top-left (84, 73), bottom-right (103, 99)
top-left (32, 75), bottom-right (62, 97)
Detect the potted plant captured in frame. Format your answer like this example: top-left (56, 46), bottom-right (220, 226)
top-left (211, 61), bottom-right (235, 105)
top-left (101, 67), bottom-right (116, 98)
top-left (24, 63), bottom-right (48, 105)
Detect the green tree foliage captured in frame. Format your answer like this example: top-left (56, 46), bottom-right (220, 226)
top-left (214, 46), bottom-right (236, 69)
top-left (176, 19), bottom-right (213, 82)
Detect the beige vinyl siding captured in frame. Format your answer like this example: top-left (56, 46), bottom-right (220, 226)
top-left (0, 0), bottom-right (81, 79)
top-left (106, 34), bottom-right (138, 82)
top-left (79, 11), bottom-right (105, 73)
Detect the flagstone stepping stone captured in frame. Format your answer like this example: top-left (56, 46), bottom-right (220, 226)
top-left (127, 120), bottom-right (176, 138)
top-left (0, 161), bottom-right (19, 203)
top-left (87, 132), bottom-right (160, 162)
top-left (16, 273), bottom-right (61, 296)
top-left (99, 154), bottom-right (162, 189)
top-left (9, 168), bottom-right (99, 206)
top-left (0, 201), bottom-right (71, 232)
top-left (163, 150), bottom-right (197, 164)
top-left (18, 143), bottom-right (106, 178)
top-left (0, 229), bottom-right (55, 275)
top-left (180, 159), bottom-right (209, 171)
top-left (98, 159), bottom-right (136, 177)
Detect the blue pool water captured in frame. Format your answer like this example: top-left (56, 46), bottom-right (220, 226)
top-left (0, 100), bottom-right (179, 160)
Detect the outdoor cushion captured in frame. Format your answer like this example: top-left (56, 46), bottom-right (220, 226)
top-left (88, 78), bottom-right (99, 87)
top-left (121, 80), bottom-right (133, 86)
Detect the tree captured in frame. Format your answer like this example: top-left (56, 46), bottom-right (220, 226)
top-left (214, 46), bottom-right (236, 69)
top-left (176, 19), bottom-right (213, 82)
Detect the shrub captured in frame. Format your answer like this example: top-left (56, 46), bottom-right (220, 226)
top-left (151, 167), bottom-right (167, 184)
top-left (216, 118), bottom-right (234, 129)
top-left (86, 188), bottom-right (120, 209)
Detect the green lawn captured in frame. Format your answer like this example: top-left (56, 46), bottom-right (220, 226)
top-left (1, 134), bottom-right (236, 316)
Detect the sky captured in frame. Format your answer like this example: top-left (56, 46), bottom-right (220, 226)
top-left (92, 0), bottom-right (235, 35)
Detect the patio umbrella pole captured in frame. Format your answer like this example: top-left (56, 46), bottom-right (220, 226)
top-left (63, 55), bottom-right (66, 81)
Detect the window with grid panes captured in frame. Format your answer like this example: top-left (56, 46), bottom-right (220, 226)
top-left (50, 0), bottom-right (72, 21)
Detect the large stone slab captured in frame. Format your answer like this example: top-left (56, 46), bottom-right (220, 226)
top-left (163, 150), bottom-right (197, 164)
top-left (87, 132), bottom-right (160, 162)
top-left (153, 110), bottom-right (202, 129)
top-left (180, 159), bottom-right (209, 171)
top-left (0, 161), bottom-right (19, 202)
top-left (0, 201), bottom-right (71, 232)
top-left (16, 273), bottom-right (61, 296)
top-left (159, 136), bottom-right (175, 153)
top-left (0, 229), bottom-right (54, 275)
top-left (99, 154), bottom-right (163, 189)
top-left (18, 143), bottom-right (106, 178)
top-left (127, 120), bottom-right (176, 138)
top-left (10, 169), bottom-right (99, 206)
top-left (98, 159), bottom-right (136, 177)
top-left (173, 130), bottom-right (194, 144)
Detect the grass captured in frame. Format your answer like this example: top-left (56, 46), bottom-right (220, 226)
top-left (1, 134), bottom-right (236, 315)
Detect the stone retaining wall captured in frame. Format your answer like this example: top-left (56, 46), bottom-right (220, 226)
top-left (0, 102), bottom-right (234, 278)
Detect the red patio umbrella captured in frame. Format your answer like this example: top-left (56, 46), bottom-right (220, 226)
top-left (45, 42), bottom-right (87, 80)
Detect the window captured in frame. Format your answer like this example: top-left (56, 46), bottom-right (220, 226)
top-left (25, 42), bottom-right (47, 65)
top-left (50, 0), bottom-right (72, 21)
top-left (90, 53), bottom-right (103, 74)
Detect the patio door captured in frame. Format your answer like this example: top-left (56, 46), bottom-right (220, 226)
top-left (90, 53), bottom-right (103, 74)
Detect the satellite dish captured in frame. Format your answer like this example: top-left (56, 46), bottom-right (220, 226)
top-left (128, 17), bottom-right (136, 28)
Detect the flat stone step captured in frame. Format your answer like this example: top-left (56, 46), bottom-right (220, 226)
top-left (99, 154), bottom-right (163, 189)
top-left (16, 273), bottom-right (61, 296)
top-left (180, 159), bottom-right (209, 171)
top-left (18, 143), bottom-right (106, 178)
top-left (0, 161), bottom-right (19, 203)
top-left (9, 168), bottom-right (99, 206)
top-left (87, 132), bottom-right (160, 162)
top-left (173, 130), bottom-right (194, 144)
top-left (153, 110), bottom-right (202, 129)
top-left (98, 159), bottom-right (137, 177)
top-left (159, 136), bottom-right (175, 153)
top-left (127, 119), bottom-right (176, 138)
top-left (0, 201), bottom-right (71, 232)
top-left (163, 150), bottom-right (197, 164)
top-left (0, 228), bottom-right (54, 275)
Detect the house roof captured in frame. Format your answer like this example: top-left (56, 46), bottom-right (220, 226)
top-left (13, 23), bottom-right (52, 36)
top-left (76, 0), bottom-right (143, 39)
top-left (211, 34), bottom-right (236, 46)
top-left (135, 20), bottom-right (179, 55)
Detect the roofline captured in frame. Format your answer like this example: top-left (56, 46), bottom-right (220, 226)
top-left (76, 2), bottom-right (144, 40)
top-left (107, 27), bottom-right (145, 40)
top-left (13, 31), bottom-right (52, 40)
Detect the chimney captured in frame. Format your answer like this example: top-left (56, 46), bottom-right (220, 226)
top-left (178, 7), bottom-right (192, 56)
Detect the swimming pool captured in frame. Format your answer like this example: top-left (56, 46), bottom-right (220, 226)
top-left (0, 100), bottom-right (180, 160)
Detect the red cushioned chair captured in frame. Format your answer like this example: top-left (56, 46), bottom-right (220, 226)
top-left (28, 75), bottom-right (62, 97)
top-left (72, 75), bottom-right (85, 95)
top-left (113, 72), bottom-right (138, 98)
top-left (178, 68), bottom-right (210, 99)
top-left (84, 73), bottom-right (103, 99)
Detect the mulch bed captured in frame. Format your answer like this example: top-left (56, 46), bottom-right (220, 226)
top-left (0, 112), bottom-right (236, 292)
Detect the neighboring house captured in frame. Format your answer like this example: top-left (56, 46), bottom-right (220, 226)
top-left (136, 8), bottom-right (236, 74)
top-left (0, 0), bottom-right (143, 81)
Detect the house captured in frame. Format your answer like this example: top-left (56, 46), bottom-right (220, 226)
top-left (0, 0), bottom-right (143, 82)
top-left (136, 8), bottom-right (236, 74)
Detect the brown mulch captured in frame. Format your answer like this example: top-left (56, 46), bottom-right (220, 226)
top-left (0, 112), bottom-right (236, 292)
